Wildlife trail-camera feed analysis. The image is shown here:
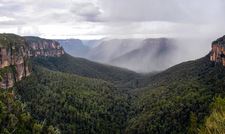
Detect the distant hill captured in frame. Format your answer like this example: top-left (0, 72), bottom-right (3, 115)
top-left (54, 38), bottom-right (179, 73)
top-left (54, 39), bottom-right (89, 57)
top-left (110, 38), bottom-right (177, 72)
top-left (82, 39), bottom-right (104, 48)
top-left (85, 39), bottom-right (142, 63)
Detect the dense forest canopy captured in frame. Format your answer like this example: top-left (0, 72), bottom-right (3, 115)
top-left (1, 34), bottom-right (225, 133)
top-left (13, 53), bottom-right (225, 133)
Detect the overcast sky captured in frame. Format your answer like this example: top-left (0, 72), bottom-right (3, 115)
top-left (0, 0), bottom-right (225, 40)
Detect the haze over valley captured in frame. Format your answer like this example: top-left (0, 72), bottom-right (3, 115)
top-left (0, 0), bottom-right (224, 71)
top-left (55, 37), bottom-right (211, 73)
top-left (0, 0), bottom-right (225, 134)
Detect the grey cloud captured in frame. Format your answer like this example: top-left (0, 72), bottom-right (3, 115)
top-left (70, 2), bottom-right (101, 22)
top-left (98, 0), bottom-right (183, 22)
top-left (0, 0), bottom-right (70, 26)
top-left (98, 0), bottom-right (225, 23)
top-left (0, 0), bottom-right (224, 43)
top-left (0, 20), bottom-right (25, 26)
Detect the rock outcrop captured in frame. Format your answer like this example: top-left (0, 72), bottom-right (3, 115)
top-left (0, 35), bottom-right (65, 89)
top-left (210, 35), bottom-right (225, 66)
top-left (26, 36), bottom-right (65, 57)
top-left (0, 34), bottom-right (31, 88)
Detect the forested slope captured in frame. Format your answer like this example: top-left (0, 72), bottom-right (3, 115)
top-left (126, 54), bottom-right (225, 133)
top-left (1, 34), bottom-right (224, 133)
top-left (0, 91), bottom-right (59, 134)
top-left (16, 65), bottom-right (129, 134)
top-left (31, 53), bottom-right (140, 88)
top-left (16, 53), bottom-right (225, 134)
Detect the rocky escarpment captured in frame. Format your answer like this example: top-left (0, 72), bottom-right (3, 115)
top-left (0, 34), bottom-right (31, 88)
top-left (210, 35), bottom-right (225, 66)
top-left (26, 36), bottom-right (65, 57)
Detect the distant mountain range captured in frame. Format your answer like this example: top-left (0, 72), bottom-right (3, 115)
top-left (56, 38), bottom-right (178, 72)
top-left (54, 39), bottom-right (89, 57)
top-left (85, 39), bottom-right (142, 63)
top-left (109, 38), bottom-right (177, 72)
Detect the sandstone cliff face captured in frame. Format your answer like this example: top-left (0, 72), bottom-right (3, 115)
top-left (210, 35), bottom-right (225, 66)
top-left (0, 34), bottom-right (31, 89)
top-left (0, 35), bottom-right (65, 89)
top-left (27, 37), bottom-right (64, 57)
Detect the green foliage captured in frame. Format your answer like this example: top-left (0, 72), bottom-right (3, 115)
top-left (31, 53), bottom-right (140, 88)
top-left (16, 65), bottom-right (129, 134)
top-left (1, 34), bottom-right (224, 134)
top-left (0, 91), bottom-right (58, 134)
top-left (187, 112), bottom-right (198, 133)
top-left (198, 96), bottom-right (225, 134)
top-left (33, 123), bottom-right (42, 134)
top-left (15, 53), bottom-right (225, 134)
top-left (125, 55), bottom-right (225, 133)
top-left (0, 33), bottom-right (29, 49)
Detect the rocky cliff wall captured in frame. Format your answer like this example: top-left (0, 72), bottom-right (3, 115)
top-left (0, 35), bottom-right (65, 89)
top-left (0, 34), bottom-right (31, 88)
top-left (210, 35), bottom-right (225, 66)
top-left (27, 37), bottom-right (64, 57)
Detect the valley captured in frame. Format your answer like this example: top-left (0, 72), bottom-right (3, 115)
top-left (1, 0), bottom-right (225, 133)
top-left (58, 38), bottom-right (180, 73)
top-left (0, 33), bottom-right (225, 133)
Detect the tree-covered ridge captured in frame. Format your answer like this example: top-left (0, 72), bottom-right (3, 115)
top-left (0, 34), bottom-right (30, 49)
top-left (0, 90), bottom-right (59, 134)
top-left (25, 36), bottom-right (55, 43)
top-left (31, 53), bottom-right (140, 88)
top-left (16, 65), bottom-right (129, 134)
top-left (125, 55), bottom-right (225, 133)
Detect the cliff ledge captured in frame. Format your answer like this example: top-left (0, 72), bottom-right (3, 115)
top-left (210, 35), bottom-right (225, 66)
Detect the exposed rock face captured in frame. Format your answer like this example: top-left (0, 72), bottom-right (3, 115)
top-left (0, 34), bottom-right (31, 89)
top-left (210, 35), bottom-right (225, 66)
top-left (26, 37), bottom-right (65, 57)
top-left (0, 35), bottom-right (65, 89)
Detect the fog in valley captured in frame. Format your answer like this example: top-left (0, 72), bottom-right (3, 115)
top-left (1, 0), bottom-right (225, 73)
top-left (58, 36), bottom-right (213, 73)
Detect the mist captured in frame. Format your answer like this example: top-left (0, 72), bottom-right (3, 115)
top-left (68, 36), bottom-right (216, 73)
top-left (84, 39), bottom-right (142, 63)
top-left (0, 0), bottom-right (224, 73)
